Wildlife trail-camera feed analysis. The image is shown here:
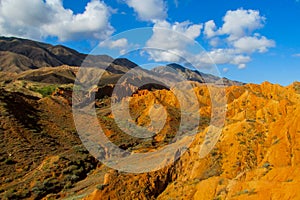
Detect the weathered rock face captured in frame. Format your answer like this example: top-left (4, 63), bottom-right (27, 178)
top-left (0, 68), bottom-right (299, 200)
top-left (83, 82), bottom-right (300, 200)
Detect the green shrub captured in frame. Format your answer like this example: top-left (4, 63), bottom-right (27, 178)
top-left (62, 165), bottom-right (79, 174)
top-left (262, 162), bottom-right (271, 169)
top-left (30, 85), bottom-right (57, 97)
top-left (63, 181), bottom-right (74, 189)
top-left (43, 177), bottom-right (59, 190)
top-left (96, 184), bottom-right (106, 190)
top-left (236, 189), bottom-right (249, 196)
top-left (65, 174), bottom-right (80, 183)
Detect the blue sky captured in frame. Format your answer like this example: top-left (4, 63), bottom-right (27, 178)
top-left (0, 0), bottom-right (299, 85)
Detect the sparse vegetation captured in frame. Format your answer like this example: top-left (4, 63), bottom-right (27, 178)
top-left (294, 84), bottom-right (300, 93)
top-left (262, 162), bottom-right (271, 169)
top-left (96, 184), bottom-right (106, 190)
top-left (30, 85), bottom-right (57, 97)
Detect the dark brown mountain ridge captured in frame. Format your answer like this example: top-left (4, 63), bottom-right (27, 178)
top-left (0, 36), bottom-right (242, 87)
top-left (0, 36), bottom-right (112, 73)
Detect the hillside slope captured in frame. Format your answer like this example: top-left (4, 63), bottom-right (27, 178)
top-left (0, 36), bottom-right (112, 73)
top-left (0, 72), bottom-right (299, 199)
top-left (80, 82), bottom-right (300, 200)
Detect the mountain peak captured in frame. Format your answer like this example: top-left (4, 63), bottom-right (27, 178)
top-left (112, 58), bottom-right (138, 69)
top-left (153, 63), bottom-right (243, 86)
top-left (166, 63), bottom-right (187, 72)
top-left (0, 36), bottom-right (113, 73)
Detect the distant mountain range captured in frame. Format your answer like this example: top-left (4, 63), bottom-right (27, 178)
top-left (153, 63), bottom-right (243, 86)
top-left (0, 36), bottom-right (134, 73)
top-left (0, 36), bottom-right (243, 86)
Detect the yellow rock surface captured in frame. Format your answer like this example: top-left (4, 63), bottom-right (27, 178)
top-left (84, 82), bottom-right (300, 200)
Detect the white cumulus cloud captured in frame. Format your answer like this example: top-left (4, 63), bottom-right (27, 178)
top-left (191, 49), bottom-right (251, 68)
top-left (99, 38), bottom-right (129, 54)
top-left (200, 8), bottom-right (275, 69)
top-left (141, 8), bottom-right (274, 70)
top-left (204, 20), bottom-right (217, 38)
top-left (0, 0), bottom-right (114, 41)
top-left (219, 8), bottom-right (265, 41)
top-left (100, 38), bottom-right (128, 49)
top-left (145, 20), bottom-right (203, 62)
top-left (233, 35), bottom-right (275, 53)
top-left (125, 0), bottom-right (167, 22)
